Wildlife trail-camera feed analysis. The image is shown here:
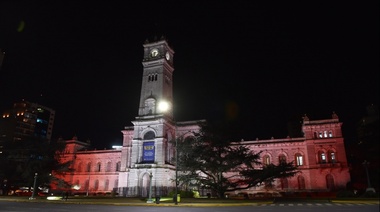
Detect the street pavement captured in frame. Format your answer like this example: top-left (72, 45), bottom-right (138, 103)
top-left (0, 196), bottom-right (378, 207)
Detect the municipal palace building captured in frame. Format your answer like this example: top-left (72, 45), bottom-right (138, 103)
top-left (52, 37), bottom-right (351, 197)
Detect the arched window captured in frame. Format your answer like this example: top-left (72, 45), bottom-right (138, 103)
top-left (278, 154), bottom-right (286, 164)
top-left (295, 153), bottom-right (303, 166)
top-left (85, 179), bottom-right (89, 191)
top-left (116, 161), bottom-right (121, 171)
top-left (263, 155), bottom-right (271, 165)
top-left (326, 174), bottom-right (335, 190)
top-left (106, 162), bottom-right (112, 172)
top-left (96, 162), bottom-right (101, 172)
top-left (94, 180), bottom-right (99, 190)
top-left (328, 150), bottom-right (336, 163)
top-left (314, 132), bottom-right (318, 138)
top-left (104, 179), bottom-right (109, 191)
top-left (114, 179), bottom-right (119, 188)
top-left (298, 175), bottom-right (305, 190)
top-left (86, 162), bottom-right (91, 172)
top-left (280, 178), bottom-right (288, 190)
top-left (318, 151), bottom-right (326, 163)
top-left (77, 162), bottom-right (82, 172)
top-left (144, 131), bottom-right (155, 140)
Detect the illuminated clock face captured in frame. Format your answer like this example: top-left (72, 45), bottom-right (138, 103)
top-left (150, 49), bottom-right (159, 58)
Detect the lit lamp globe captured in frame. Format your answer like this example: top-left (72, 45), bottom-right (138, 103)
top-left (158, 101), bottom-right (170, 113)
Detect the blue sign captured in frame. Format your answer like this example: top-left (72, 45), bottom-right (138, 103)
top-left (143, 141), bottom-right (155, 162)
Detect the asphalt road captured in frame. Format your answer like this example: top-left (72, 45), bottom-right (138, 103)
top-left (0, 200), bottom-right (379, 212)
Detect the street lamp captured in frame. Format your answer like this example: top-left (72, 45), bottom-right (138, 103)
top-left (362, 160), bottom-right (375, 193)
top-left (29, 173), bottom-right (38, 200)
top-left (146, 172), bottom-right (153, 203)
top-left (174, 137), bottom-right (178, 205)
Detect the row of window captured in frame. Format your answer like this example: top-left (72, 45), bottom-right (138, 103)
top-left (147, 74), bottom-right (158, 82)
top-left (262, 154), bottom-right (304, 166)
top-left (279, 174), bottom-right (335, 190)
top-left (314, 131), bottom-right (333, 138)
top-left (77, 161), bottom-right (121, 172)
top-left (262, 150), bottom-right (337, 166)
top-left (73, 179), bottom-right (118, 191)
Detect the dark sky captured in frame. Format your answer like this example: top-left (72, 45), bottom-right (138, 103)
top-left (0, 1), bottom-right (378, 149)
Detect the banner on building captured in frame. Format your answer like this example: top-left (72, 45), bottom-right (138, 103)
top-left (143, 141), bottom-right (155, 162)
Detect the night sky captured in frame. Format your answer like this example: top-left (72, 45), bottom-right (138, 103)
top-left (0, 1), bottom-right (378, 149)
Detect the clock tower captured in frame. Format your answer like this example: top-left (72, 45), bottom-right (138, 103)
top-left (119, 37), bottom-right (177, 197)
top-left (139, 38), bottom-right (174, 119)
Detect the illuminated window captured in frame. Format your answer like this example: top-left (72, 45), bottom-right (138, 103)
top-left (295, 154), bottom-right (303, 166)
top-left (328, 151), bottom-right (336, 163)
top-left (324, 131), bottom-right (328, 138)
top-left (319, 151), bottom-right (326, 163)
top-left (328, 131), bottom-right (333, 137)
top-left (263, 155), bottom-right (270, 165)
top-left (319, 132), bottom-right (323, 138)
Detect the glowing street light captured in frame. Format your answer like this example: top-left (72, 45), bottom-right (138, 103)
top-left (158, 101), bottom-right (170, 113)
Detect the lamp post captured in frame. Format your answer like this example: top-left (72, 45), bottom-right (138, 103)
top-left (174, 137), bottom-right (178, 205)
top-left (29, 173), bottom-right (38, 200)
top-left (362, 160), bottom-right (375, 193)
top-left (147, 172), bottom-right (153, 203)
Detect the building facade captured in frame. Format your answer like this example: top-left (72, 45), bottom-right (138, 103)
top-left (53, 37), bottom-right (350, 197)
top-left (0, 100), bottom-right (55, 142)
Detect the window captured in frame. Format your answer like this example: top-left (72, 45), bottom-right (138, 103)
top-left (85, 180), bottom-right (89, 191)
top-left (298, 176), bottom-right (306, 190)
top-left (116, 161), bottom-right (121, 171)
top-left (96, 162), bottom-right (101, 172)
top-left (77, 162), bottom-right (82, 172)
top-left (319, 132), bottom-right (323, 138)
top-left (86, 163), bottom-right (91, 172)
top-left (328, 131), bottom-right (333, 137)
top-left (328, 151), bottom-right (336, 163)
top-left (279, 154), bottom-right (286, 164)
top-left (326, 174), bottom-right (335, 190)
top-left (263, 155), bottom-right (270, 165)
top-left (94, 180), bottom-right (99, 191)
top-left (106, 162), bottom-right (111, 172)
top-left (104, 179), bottom-right (109, 191)
top-left (323, 131), bottom-right (328, 138)
top-left (280, 178), bottom-right (288, 190)
top-left (295, 154), bottom-right (303, 166)
top-left (319, 151), bottom-right (326, 163)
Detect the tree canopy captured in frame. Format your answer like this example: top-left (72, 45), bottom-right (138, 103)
top-left (0, 137), bottom-right (72, 194)
top-left (173, 121), bottom-right (299, 198)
